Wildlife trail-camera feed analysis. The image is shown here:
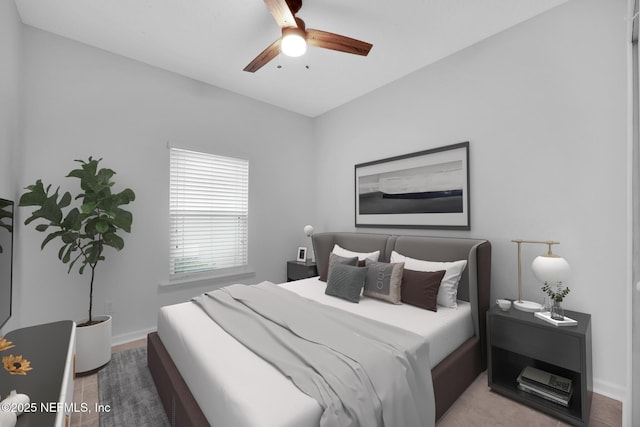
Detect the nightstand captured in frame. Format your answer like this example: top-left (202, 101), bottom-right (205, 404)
top-left (1, 321), bottom-right (76, 427)
top-left (286, 260), bottom-right (317, 281)
top-left (487, 306), bottom-right (592, 426)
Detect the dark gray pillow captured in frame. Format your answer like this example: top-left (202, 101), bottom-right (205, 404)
top-left (363, 260), bottom-right (404, 304)
top-left (321, 253), bottom-right (358, 282)
top-left (325, 263), bottom-right (368, 303)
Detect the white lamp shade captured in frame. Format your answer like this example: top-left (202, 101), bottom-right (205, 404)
top-left (281, 29), bottom-right (307, 57)
top-left (531, 255), bottom-right (571, 285)
top-left (303, 225), bottom-right (314, 236)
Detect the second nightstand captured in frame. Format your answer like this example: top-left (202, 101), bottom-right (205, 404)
top-left (286, 260), bottom-right (318, 281)
top-left (487, 306), bottom-right (592, 426)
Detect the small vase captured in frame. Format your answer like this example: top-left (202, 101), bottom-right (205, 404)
top-left (550, 300), bottom-right (564, 321)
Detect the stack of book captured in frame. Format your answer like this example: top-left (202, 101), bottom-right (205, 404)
top-left (517, 366), bottom-right (573, 407)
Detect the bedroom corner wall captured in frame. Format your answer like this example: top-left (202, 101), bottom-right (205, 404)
top-left (314, 0), bottom-right (629, 405)
top-left (16, 26), bottom-right (316, 342)
top-left (0, 0), bottom-right (22, 200)
top-left (0, 0), bottom-right (23, 334)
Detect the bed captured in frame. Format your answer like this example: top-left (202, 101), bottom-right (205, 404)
top-left (147, 232), bottom-right (492, 427)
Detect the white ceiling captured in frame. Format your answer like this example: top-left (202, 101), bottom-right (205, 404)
top-left (14, 0), bottom-right (567, 117)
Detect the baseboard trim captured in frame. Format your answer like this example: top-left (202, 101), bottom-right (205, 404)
top-left (111, 326), bottom-right (157, 347)
top-left (593, 377), bottom-right (626, 403)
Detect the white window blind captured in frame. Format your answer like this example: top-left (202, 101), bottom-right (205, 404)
top-left (169, 147), bottom-right (249, 278)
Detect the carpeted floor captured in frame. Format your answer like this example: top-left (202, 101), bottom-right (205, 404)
top-left (94, 345), bottom-right (621, 427)
top-left (97, 347), bottom-right (170, 427)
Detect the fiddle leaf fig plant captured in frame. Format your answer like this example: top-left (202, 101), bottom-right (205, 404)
top-left (19, 157), bottom-right (135, 326)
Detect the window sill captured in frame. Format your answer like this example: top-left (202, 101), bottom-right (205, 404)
top-left (159, 267), bottom-right (256, 289)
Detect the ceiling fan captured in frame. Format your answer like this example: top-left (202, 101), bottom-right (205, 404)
top-left (243, 0), bottom-right (373, 72)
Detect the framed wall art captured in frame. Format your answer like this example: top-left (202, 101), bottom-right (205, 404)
top-left (355, 141), bottom-right (470, 230)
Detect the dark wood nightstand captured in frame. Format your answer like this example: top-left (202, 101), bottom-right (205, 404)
top-left (487, 306), bottom-right (592, 426)
top-left (286, 260), bottom-right (317, 281)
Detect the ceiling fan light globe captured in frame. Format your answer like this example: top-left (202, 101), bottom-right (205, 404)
top-left (281, 28), bottom-right (307, 57)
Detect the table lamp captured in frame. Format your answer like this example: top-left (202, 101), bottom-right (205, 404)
top-left (303, 225), bottom-right (314, 261)
top-left (512, 239), bottom-right (570, 312)
top-left (303, 225), bottom-right (314, 237)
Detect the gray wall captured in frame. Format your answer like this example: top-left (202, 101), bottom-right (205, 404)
top-left (631, 7), bottom-right (640, 426)
top-left (314, 0), bottom-right (629, 406)
top-left (14, 26), bottom-right (316, 343)
top-left (0, 0), bottom-right (22, 335)
top-left (0, 0), bottom-right (21, 198)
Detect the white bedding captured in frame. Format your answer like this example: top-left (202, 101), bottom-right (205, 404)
top-left (156, 277), bottom-right (474, 427)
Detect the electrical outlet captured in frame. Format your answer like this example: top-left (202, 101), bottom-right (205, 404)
top-left (104, 300), bottom-right (114, 314)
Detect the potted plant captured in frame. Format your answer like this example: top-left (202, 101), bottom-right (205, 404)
top-left (19, 157), bottom-right (135, 373)
top-left (542, 281), bottom-right (570, 321)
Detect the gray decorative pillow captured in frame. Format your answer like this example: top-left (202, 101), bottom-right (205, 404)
top-left (322, 253), bottom-right (358, 282)
top-left (325, 263), bottom-right (368, 303)
top-left (363, 260), bottom-right (404, 304)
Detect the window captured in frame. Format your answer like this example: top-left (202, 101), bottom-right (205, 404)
top-left (169, 147), bottom-right (249, 278)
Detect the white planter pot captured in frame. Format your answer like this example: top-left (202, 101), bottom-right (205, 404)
top-left (75, 315), bottom-right (112, 374)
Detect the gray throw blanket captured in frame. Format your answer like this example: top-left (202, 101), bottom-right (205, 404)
top-left (192, 282), bottom-right (435, 427)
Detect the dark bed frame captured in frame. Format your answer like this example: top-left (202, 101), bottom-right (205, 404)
top-left (148, 232), bottom-right (492, 427)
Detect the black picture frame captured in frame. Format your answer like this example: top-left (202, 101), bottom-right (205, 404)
top-left (355, 142), bottom-right (470, 230)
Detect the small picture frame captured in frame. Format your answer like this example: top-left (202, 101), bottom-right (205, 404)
top-left (296, 247), bottom-right (307, 262)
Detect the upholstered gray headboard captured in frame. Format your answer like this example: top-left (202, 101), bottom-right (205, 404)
top-left (311, 232), bottom-right (492, 352)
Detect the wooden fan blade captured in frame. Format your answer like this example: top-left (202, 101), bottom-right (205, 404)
top-left (264, 0), bottom-right (298, 28)
top-left (243, 39), bottom-right (282, 72)
top-left (307, 29), bottom-right (372, 56)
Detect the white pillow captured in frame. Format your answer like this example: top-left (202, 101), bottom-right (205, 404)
top-left (332, 244), bottom-right (380, 262)
top-left (390, 250), bottom-right (467, 308)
